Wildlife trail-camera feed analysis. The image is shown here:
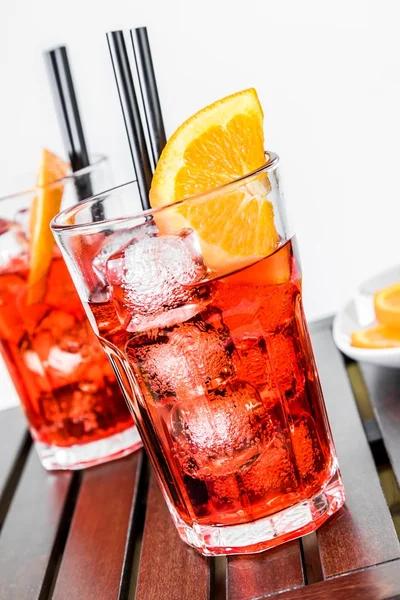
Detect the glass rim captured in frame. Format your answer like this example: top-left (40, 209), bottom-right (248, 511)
top-left (0, 153), bottom-right (108, 204)
top-left (51, 150), bottom-right (280, 235)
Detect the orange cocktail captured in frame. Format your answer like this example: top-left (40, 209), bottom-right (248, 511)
top-left (52, 90), bottom-right (345, 552)
top-left (0, 152), bottom-right (140, 469)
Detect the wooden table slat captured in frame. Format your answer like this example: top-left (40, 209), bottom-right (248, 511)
top-left (135, 475), bottom-right (211, 600)
top-left (312, 329), bottom-right (400, 579)
top-left (0, 447), bottom-right (73, 600)
top-left (227, 540), bottom-right (304, 600)
top-left (277, 559), bottom-right (400, 600)
top-left (52, 451), bottom-right (143, 600)
top-left (0, 407), bottom-right (29, 503)
top-left (358, 363), bottom-right (400, 487)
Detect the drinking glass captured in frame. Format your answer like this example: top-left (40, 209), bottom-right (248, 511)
top-left (0, 155), bottom-right (141, 470)
top-left (51, 152), bottom-right (345, 554)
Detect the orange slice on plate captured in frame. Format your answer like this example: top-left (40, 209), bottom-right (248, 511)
top-left (150, 88), bottom-right (289, 281)
top-left (351, 324), bottom-right (400, 349)
top-left (27, 149), bottom-right (70, 304)
top-left (374, 282), bottom-right (400, 328)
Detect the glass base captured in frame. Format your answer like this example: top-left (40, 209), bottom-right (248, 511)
top-left (171, 467), bottom-right (345, 556)
top-left (34, 425), bottom-right (142, 470)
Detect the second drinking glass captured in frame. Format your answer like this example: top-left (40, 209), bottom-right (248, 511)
top-left (0, 155), bottom-right (141, 469)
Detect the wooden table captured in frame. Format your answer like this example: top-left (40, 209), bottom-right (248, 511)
top-left (0, 318), bottom-right (399, 599)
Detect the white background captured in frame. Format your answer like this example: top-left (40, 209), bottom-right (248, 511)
top-left (1, 0), bottom-right (400, 408)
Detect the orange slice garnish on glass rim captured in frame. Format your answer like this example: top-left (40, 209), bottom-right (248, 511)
top-left (374, 282), bottom-right (400, 328)
top-left (27, 149), bottom-right (70, 305)
top-left (351, 324), bottom-right (400, 349)
top-left (149, 88), bottom-right (290, 282)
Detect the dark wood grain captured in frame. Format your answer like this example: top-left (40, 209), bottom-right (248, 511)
top-left (52, 452), bottom-right (142, 600)
top-left (276, 559), bottom-right (400, 600)
top-left (358, 363), bottom-right (400, 486)
top-left (135, 474), bottom-right (211, 600)
top-left (0, 407), bottom-right (29, 501)
top-left (227, 541), bottom-right (304, 600)
top-left (311, 329), bottom-right (400, 578)
top-left (0, 447), bottom-right (73, 600)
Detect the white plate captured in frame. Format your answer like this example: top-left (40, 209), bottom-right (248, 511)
top-left (333, 265), bottom-right (400, 367)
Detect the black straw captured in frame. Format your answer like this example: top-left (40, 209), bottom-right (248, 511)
top-left (45, 46), bottom-right (94, 205)
top-left (107, 30), bottom-right (152, 210)
top-left (130, 27), bottom-right (166, 168)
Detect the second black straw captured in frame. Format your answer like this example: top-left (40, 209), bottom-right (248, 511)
top-left (107, 30), bottom-right (153, 210)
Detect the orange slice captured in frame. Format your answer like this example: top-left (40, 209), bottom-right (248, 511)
top-left (351, 325), bottom-right (400, 349)
top-left (150, 89), bottom-right (288, 279)
top-left (374, 282), bottom-right (400, 328)
top-left (27, 149), bottom-right (69, 305)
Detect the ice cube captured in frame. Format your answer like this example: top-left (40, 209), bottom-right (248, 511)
top-left (267, 321), bottom-right (306, 399)
top-left (47, 346), bottom-right (83, 375)
top-left (170, 380), bottom-right (268, 478)
top-left (31, 310), bottom-right (93, 387)
top-left (291, 412), bottom-right (329, 483)
top-left (240, 433), bottom-right (297, 498)
top-left (0, 218), bottom-right (29, 272)
top-left (14, 209), bottom-right (30, 237)
top-left (23, 349), bottom-right (45, 376)
top-left (235, 337), bottom-right (273, 389)
top-left (107, 229), bottom-right (208, 332)
top-left (93, 221), bottom-right (155, 286)
top-left (0, 219), bottom-right (9, 235)
top-left (126, 309), bottom-right (235, 404)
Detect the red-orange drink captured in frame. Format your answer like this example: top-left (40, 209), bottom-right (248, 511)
top-left (82, 235), bottom-right (343, 553)
top-left (0, 245), bottom-right (133, 444)
top-left (0, 151), bottom-right (141, 469)
top-left (51, 99), bottom-right (345, 552)
top-left (0, 213), bottom-right (140, 469)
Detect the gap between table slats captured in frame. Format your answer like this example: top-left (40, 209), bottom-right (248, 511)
top-left (311, 328), bottom-right (400, 579)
